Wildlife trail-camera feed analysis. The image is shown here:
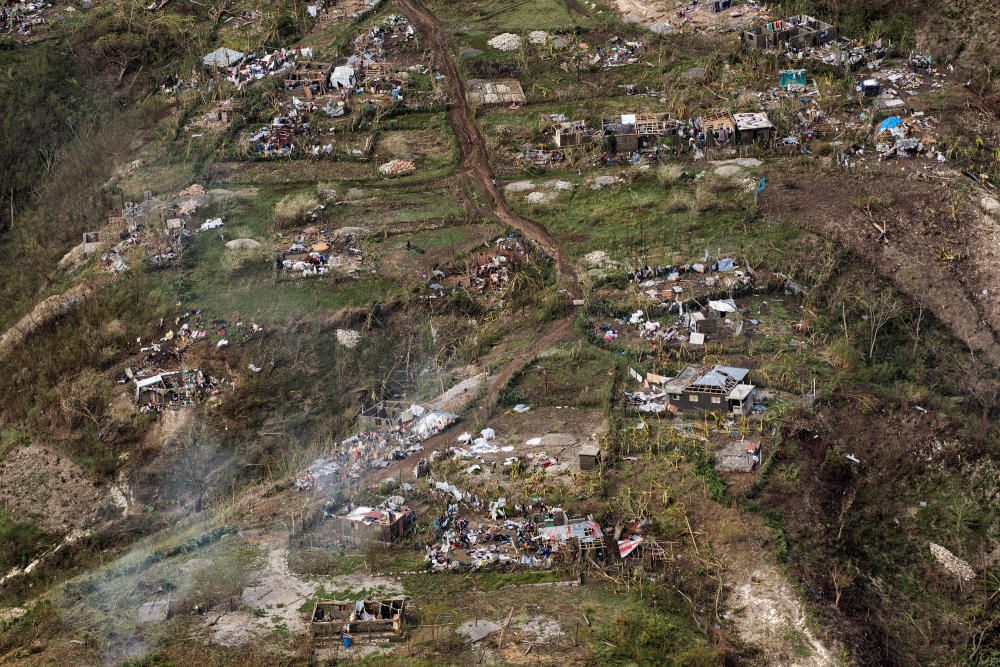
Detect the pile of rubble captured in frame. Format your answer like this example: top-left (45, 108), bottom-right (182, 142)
top-left (131, 368), bottom-right (223, 414)
top-left (224, 45), bottom-right (315, 89)
top-left (378, 159), bottom-right (416, 177)
top-left (1, 0), bottom-right (49, 37)
top-left (630, 258), bottom-right (753, 305)
top-left (874, 114), bottom-right (941, 161)
top-left (929, 543), bottom-right (977, 581)
top-left (487, 32), bottom-right (521, 51)
top-left (295, 404), bottom-right (457, 489)
top-left (553, 36), bottom-right (646, 71)
top-left (468, 237), bottom-right (525, 292)
top-left (426, 493), bottom-right (562, 570)
top-left (278, 225), bottom-right (369, 277)
top-left (785, 37), bottom-right (886, 69)
top-left (249, 104), bottom-right (308, 158)
top-left (354, 13), bottom-right (417, 59)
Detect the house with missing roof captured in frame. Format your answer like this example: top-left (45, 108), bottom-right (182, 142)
top-left (661, 365), bottom-right (756, 415)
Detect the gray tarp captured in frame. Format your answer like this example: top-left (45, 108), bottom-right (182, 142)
top-left (203, 47), bottom-right (245, 68)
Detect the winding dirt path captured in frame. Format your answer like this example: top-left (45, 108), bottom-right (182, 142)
top-left (394, 0), bottom-right (581, 299)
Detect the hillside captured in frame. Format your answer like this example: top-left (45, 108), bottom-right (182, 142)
top-left (0, 0), bottom-right (997, 666)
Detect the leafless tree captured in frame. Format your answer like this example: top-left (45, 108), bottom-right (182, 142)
top-left (857, 285), bottom-right (904, 362)
top-left (829, 560), bottom-right (857, 609)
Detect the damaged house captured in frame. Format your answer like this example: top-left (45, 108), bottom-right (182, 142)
top-left (661, 365), bottom-right (756, 415)
top-left (553, 120), bottom-right (594, 148)
top-left (601, 112), bottom-right (680, 153)
top-left (743, 15), bottom-right (836, 51)
top-left (311, 597), bottom-right (407, 642)
top-left (133, 370), bottom-right (213, 409)
top-left (357, 400), bottom-right (408, 431)
top-left (733, 112), bottom-right (775, 144)
top-left (535, 508), bottom-right (604, 547)
top-left (327, 496), bottom-right (414, 546)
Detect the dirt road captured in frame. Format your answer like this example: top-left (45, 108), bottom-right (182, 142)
top-left (394, 0), bottom-right (581, 299)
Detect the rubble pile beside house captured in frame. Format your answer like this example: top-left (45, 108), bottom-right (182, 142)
top-left (327, 495), bottom-right (415, 545)
top-left (427, 498), bottom-right (554, 570)
top-left (248, 103), bottom-right (308, 157)
top-left (129, 312), bottom-right (261, 372)
top-left (426, 492), bottom-right (587, 570)
top-left (604, 293), bottom-right (753, 350)
top-left (783, 35), bottom-right (887, 69)
top-left (467, 237), bottom-right (525, 292)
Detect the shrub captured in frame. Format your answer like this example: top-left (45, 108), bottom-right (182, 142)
top-left (273, 192), bottom-right (319, 228)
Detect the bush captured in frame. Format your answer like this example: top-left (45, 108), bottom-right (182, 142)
top-left (595, 604), bottom-right (721, 666)
top-left (273, 192), bottom-right (319, 228)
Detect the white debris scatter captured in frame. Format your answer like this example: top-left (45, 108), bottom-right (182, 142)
top-left (929, 543), bottom-right (976, 581)
top-left (519, 615), bottom-right (564, 640)
top-left (504, 180), bottom-right (536, 193)
top-left (590, 175), bottom-right (620, 190)
top-left (378, 159), bottom-right (416, 177)
top-left (583, 250), bottom-right (621, 269)
top-left (526, 191), bottom-right (556, 204)
top-left (649, 20), bottom-right (675, 35)
top-left (528, 30), bottom-right (549, 45)
top-left (550, 180), bottom-right (575, 191)
top-left (488, 32), bottom-right (522, 51)
top-left (224, 238), bottom-right (261, 250)
top-left (336, 328), bottom-right (361, 348)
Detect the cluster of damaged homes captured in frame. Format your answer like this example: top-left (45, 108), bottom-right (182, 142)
top-left (199, 15), bottom-right (425, 158)
top-left (532, 107), bottom-right (775, 163)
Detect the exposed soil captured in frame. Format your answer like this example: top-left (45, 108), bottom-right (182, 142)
top-left (206, 531), bottom-right (402, 647)
top-left (0, 444), bottom-right (106, 534)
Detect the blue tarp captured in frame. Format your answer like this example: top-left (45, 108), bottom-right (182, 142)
top-left (878, 116), bottom-right (903, 133)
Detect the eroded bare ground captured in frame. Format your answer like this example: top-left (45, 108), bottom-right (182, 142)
top-left (762, 164), bottom-right (1000, 366)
